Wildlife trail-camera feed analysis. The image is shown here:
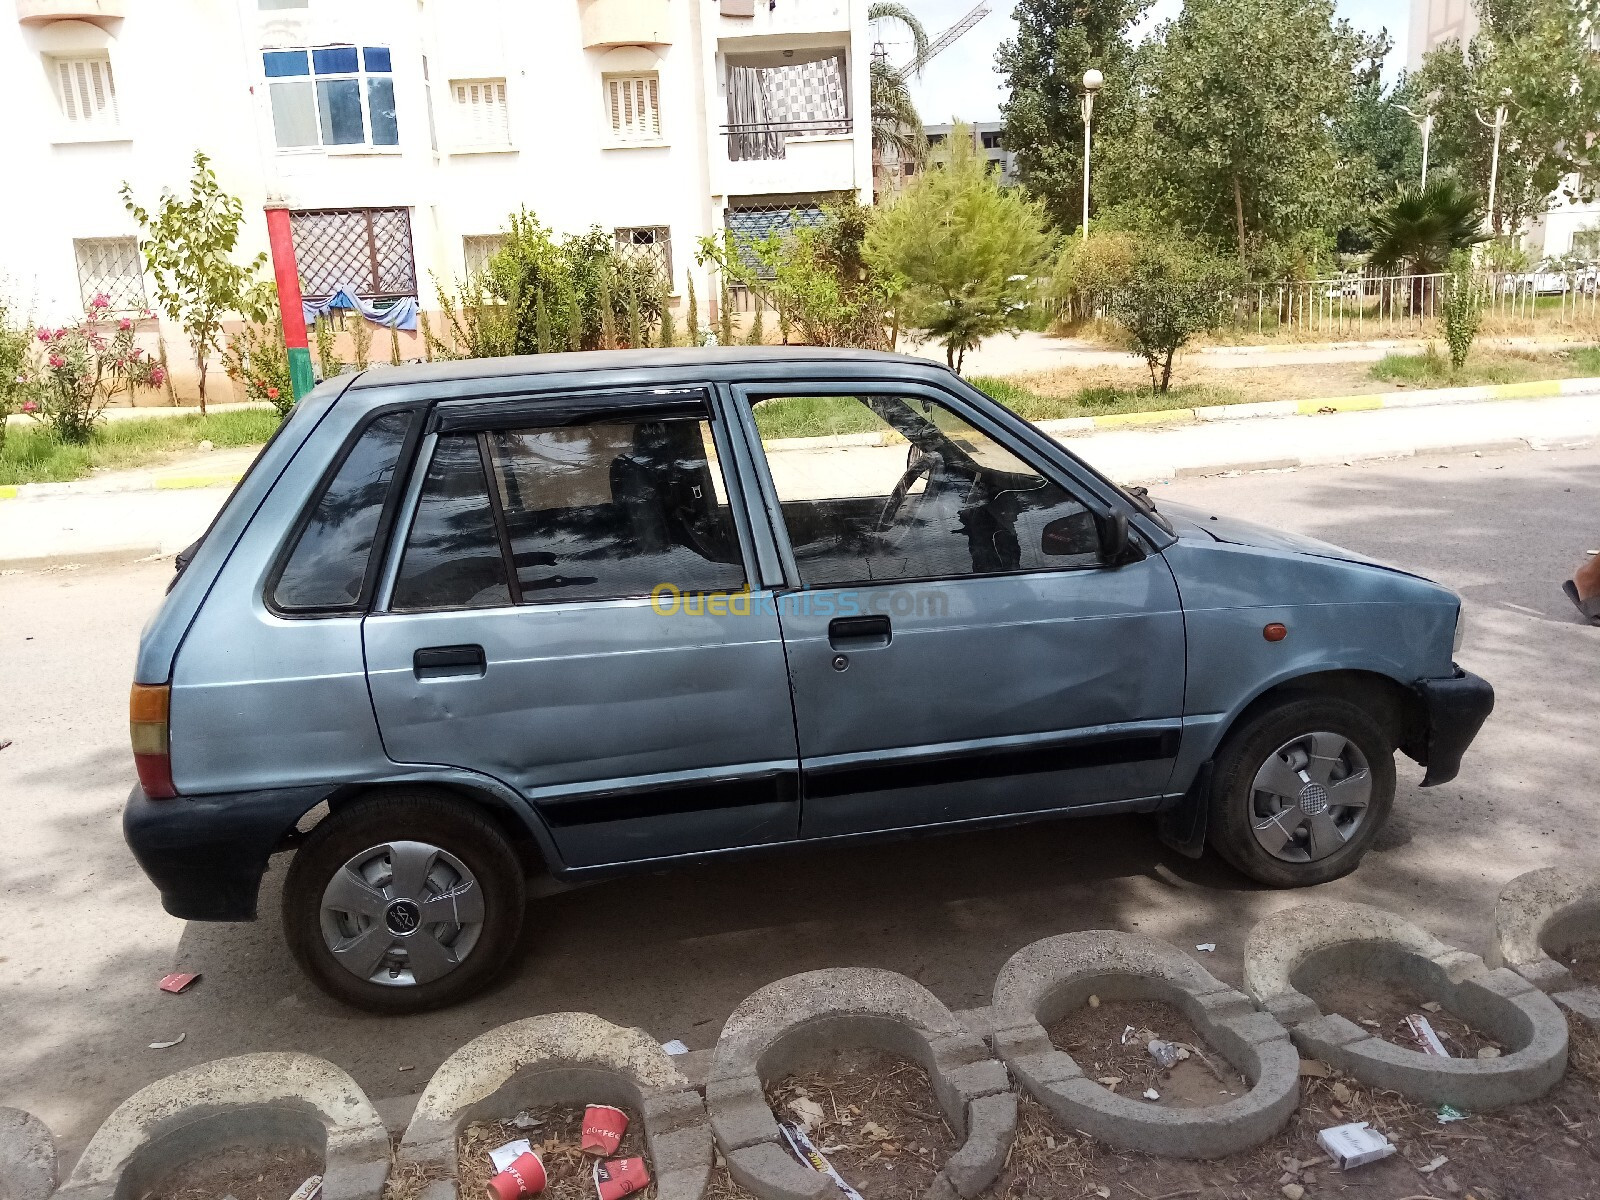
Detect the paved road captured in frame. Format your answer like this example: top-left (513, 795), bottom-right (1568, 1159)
top-left (2, 445), bottom-right (1598, 1162)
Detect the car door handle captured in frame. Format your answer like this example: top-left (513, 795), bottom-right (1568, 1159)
top-left (413, 644), bottom-right (487, 680)
top-left (828, 615), bottom-right (891, 650)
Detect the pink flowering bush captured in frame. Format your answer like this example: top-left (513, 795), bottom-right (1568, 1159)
top-left (31, 296), bottom-right (166, 443)
top-left (0, 297), bottom-right (38, 454)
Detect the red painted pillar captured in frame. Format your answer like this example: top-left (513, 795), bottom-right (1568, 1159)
top-left (264, 203), bottom-right (315, 400)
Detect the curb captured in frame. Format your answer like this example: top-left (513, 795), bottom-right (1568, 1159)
top-left (1058, 375), bottom-right (1600, 433)
top-left (706, 967), bottom-right (1015, 1200)
top-left (1490, 867), bottom-right (1600, 1025)
top-left (1244, 901), bottom-right (1569, 1111)
top-left (398, 1012), bottom-right (711, 1200)
top-left (0, 1107), bottom-right (56, 1200)
top-left (55, 1052), bottom-right (390, 1200)
top-left (988, 931), bottom-right (1298, 1159)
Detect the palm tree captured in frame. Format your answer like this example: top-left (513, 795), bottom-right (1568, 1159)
top-left (868, 1), bottom-right (930, 179)
top-left (1369, 177), bottom-right (1487, 277)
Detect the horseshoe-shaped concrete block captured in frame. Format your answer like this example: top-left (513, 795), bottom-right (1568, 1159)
top-left (706, 968), bottom-right (1016, 1200)
top-left (54, 1053), bottom-right (388, 1200)
top-left (0, 1108), bottom-right (57, 1200)
top-left (989, 930), bottom-right (1299, 1158)
top-left (398, 1012), bottom-right (710, 1200)
top-left (1246, 900), bottom-right (1568, 1110)
top-left (1491, 866), bottom-right (1600, 1024)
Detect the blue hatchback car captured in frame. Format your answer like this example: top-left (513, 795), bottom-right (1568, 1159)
top-left (125, 349), bottom-right (1492, 1011)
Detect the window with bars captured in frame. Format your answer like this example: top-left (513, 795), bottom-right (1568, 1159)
top-left (463, 234), bottom-right (506, 277)
top-left (289, 208), bottom-right (418, 301)
top-left (450, 78), bottom-right (510, 149)
top-left (73, 237), bottom-right (146, 312)
top-left (264, 45), bottom-right (398, 149)
top-left (604, 73), bottom-right (662, 144)
top-left (615, 227), bottom-right (672, 289)
top-left (50, 55), bottom-right (119, 136)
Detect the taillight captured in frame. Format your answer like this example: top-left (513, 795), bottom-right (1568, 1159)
top-left (130, 683), bottom-right (177, 799)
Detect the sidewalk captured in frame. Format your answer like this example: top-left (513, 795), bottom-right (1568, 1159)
top-left (1, 387), bottom-right (1597, 565)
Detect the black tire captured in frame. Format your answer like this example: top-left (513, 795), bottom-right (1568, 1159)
top-left (1207, 696), bottom-right (1396, 888)
top-left (283, 789), bottom-right (526, 1013)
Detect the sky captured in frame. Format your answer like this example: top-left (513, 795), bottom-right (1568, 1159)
top-left (900, 0), bottom-right (1410, 126)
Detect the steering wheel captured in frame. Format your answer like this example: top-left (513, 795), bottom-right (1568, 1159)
top-left (875, 446), bottom-right (933, 533)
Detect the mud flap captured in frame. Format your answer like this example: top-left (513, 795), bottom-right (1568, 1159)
top-left (1155, 762), bottom-right (1212, 859)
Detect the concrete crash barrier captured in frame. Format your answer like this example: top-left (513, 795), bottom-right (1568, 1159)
top-left (1245, 900), bottom-right (1569, 1111)
top-left (1490, 867), bottom-right (1600, 1024)
top-left (53, 1053), bottom-right (389, 1200)
top-left (398, 1012), bottom-right (711, 1200)
top-left (987, 930), bottom-right (1299, 1159)
top-left (0, 1108), bottom-right (57, 1200)
top-left (706, 967), bottom-right (1016, 1200)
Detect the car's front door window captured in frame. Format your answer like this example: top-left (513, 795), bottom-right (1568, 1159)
top-left (753, 393), bottom-right (1099, 584)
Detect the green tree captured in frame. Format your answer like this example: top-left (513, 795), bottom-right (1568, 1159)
top-left (869, 2), bottom-right (931, 172)
top-left (1334, 58), bottom-right (1423, 250)
top-left (1368, 177), bottom-right (1487, 276)
top-left (1104, 0), bottom-right (1384, 262)
top-left (121, 151), bottom-right (266, 413)
top-left (1411, 0), bottom-right (1600, 235)
top-left (996, 0), bottom-right (1150, 232)
top-left (1111, 236), bottom-right (1242, 392)
top-left (1441, 250), bottom-right (1483, 369)
top-left (866, 124), bottom-right (1053, 372)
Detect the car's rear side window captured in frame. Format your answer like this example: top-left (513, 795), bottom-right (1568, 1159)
top-left (272, 411), bottom-right (413, 612)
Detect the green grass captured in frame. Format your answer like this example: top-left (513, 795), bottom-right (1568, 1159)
top-left (1368, 344), bottom-right (1600, 389)
top-left (0, 408), bottom-right (282, 486)
top-left (972, 376), bottom-right (1245, 421)
top-left (752, 395), bottom-right (885, 440)
top-left (1570, 346), bottom-right (1600, 374)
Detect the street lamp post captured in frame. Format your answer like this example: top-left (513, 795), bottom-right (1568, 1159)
top-left (1080, 68), bottom-right (1103, 241)
top-left (1394, 103), bottom-right (1434, 188)
top-left (1475, 92), bottom-right (1512, 237)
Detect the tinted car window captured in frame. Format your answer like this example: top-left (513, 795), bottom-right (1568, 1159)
top-left (754, 394), bottom-right (1097, 586)
top-left (273, 410), bottom-right (412, 611)
top-left (391, 435), bottom-right (513, 612)
top-left (487, 417), bottom-right (745, 603)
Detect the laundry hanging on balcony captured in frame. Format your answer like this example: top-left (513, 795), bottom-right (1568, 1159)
top-left (725, 49), bottom-right (848, 161)
top-left (302, 286), bottom-right (419, 332)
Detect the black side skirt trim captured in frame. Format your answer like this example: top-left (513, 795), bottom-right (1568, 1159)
top-left (537, 770), bottom-right (800, 827)
top-left (805, 729), bottom-right (1182, 800)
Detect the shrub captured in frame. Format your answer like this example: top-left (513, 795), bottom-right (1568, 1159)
top-left (1111, 237), bottom-right (1243, 392)
top-left (31, 296), bottom-right (167, 442)
top-left (1441, 251), bottom-right (1483, 370)
top-left (222, 284), bottom-right (294, 416)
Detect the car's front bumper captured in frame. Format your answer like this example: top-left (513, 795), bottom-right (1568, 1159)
top-left (123, 783), bottom-right (328, 922)
top-left (1412, 667), bottom-right (1495, 787)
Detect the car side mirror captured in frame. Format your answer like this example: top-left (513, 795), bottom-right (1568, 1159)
top-left (1096, 509), bottom-right (1131, 564)
top-left (1040, 510), bottom-right (1102, 557)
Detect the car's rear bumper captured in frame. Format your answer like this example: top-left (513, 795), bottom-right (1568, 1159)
top-left (1412, 667), bottom-right (1495, 787)
top-left (122, 783), bottom-right (328, 921)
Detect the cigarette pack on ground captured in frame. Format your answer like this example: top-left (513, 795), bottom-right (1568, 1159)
top-left (286, 1176), bottom-right (322, 1200)
top-left (592, 1157), bottom-right (650, 1200)
top-left (779, 1121), bottom-right (865, 1200)
top-left (581, 1105), bottom-right (629, 1155)
top-left (1406, 1013), bottom-right (1450, 1056)
top-left (486, 1151), bottom-right (546, 1200)
top-left (157, 973), bottom-right (200, 994)
top-left (1317, 1121), bottom-right (1396, 1169)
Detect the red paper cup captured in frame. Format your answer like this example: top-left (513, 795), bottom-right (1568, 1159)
top-left (593, 1157), bottom-right (650, 1200)
top-left (487, 1151), bottom-right (546, 1200)
top-left (581, 1105), bottom-right (629, 1156)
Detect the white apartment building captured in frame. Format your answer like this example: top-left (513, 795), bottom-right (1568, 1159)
top-left (1, 0), bottom-right (873, 402)
top-left (1408, 0), bottom-right (1599, 261)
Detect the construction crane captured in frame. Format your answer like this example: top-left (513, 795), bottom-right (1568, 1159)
top-left (896, 2), bottom-right (992, 79)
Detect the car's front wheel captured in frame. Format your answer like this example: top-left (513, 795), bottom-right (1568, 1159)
top-left (1207, 696), bottom-right (1396, 888)
top-left (282, 789), bottom-right (526, 1012)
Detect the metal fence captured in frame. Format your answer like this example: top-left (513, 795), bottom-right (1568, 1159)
top-left (1059, 268), bottom-right (1600, 337)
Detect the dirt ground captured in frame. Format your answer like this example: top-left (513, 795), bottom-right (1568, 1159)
top-left (765, 1048), bottom-right (959, 1200)
top-left (454, 1104), bottom-right (652, 1200)
top-left (143, 1144), bottom-right (321, 1200)
top-left (1045, 997), bottom-right (1250, 1109)
top-left (1308, 973), bottom-right (1503, 1059)
top-left (1548, 940), bottom-right (1600, 990)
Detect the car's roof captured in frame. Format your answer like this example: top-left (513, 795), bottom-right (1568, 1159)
top-left (346, 346), bottom-right (946, 391)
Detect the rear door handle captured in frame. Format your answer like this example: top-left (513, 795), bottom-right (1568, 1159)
top-left (413, 644), bottom-right (487, 680)
top-left (828, 615), bottom-right (891, 650)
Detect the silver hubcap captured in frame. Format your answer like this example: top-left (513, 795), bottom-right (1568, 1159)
top-left (1249, 731), bottom-right (1371, 863)
top-left (319, 841), bottom-right (484, 987)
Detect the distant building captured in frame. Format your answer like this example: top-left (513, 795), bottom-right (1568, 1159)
top-left (904, 122), bottom-right (1017, 187)
top-left (1407, 0), bottom-right (1597, 261)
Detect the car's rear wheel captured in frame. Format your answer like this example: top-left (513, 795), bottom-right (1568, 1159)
top-left (283, 789), bottom-right (525, 1013)
top-left (1207, 696), bottom-right (1395, 888)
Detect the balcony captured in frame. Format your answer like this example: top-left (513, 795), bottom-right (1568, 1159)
top-left (17, 0), bottom-right (124, 22)
top-left (579, 0), bottom-right (670, 48)
top-left (716, 0), bottom-right (851, 40)
top-left (717, 120), bottom-right (858, 196)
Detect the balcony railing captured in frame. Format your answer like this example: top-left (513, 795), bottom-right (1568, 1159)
top-left (723, 117), bottom-right (852, 161)
top-left (16, 0), bottom-right (124, 22)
